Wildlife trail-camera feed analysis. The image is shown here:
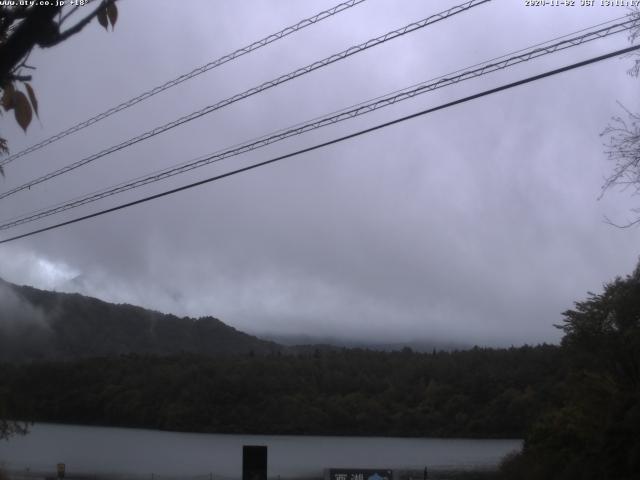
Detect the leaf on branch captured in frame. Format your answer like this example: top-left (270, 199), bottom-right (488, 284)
top-left (1, 82), bottom-right (16, 111)
top-left (13, 91), bottom-right (32, 132)
top-left (107, 2), bottom-right (118, 29)
top-left (0, 138), bottom-right (5, 177)
top-left (24, 83), bottom-right (38, 118)
top-left (97, 7), bottom-right (109, 30)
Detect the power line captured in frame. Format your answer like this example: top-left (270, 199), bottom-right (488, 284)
top-left (2, 16), bottom-right (635, 228)
top-left (2, 44), bottom-right (638, 245)
top-left (1, 16), bottom-right (636, 231)
top-left (0, 0), bottom-right (491, 200)
top-left (0, 0), bottom-right (369, 168)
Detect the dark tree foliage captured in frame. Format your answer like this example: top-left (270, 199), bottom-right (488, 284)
top-left (500, 262), bottom-right (640, 480)
top-left (0, 345), bottom-right (564, 439)
top-left (0, 1), bottom-right (118, 175)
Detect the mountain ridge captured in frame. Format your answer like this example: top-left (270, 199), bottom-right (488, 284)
top-left (0, 277), bottom-right (280, 362)
top-left (0, 278), bottom-right (473, 362)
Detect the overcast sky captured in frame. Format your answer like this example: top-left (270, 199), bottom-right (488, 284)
top-left (1, 0), bottom-right (639, 346)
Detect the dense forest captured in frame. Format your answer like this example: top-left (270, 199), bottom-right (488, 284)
top-left (0, 345), bottom-right (563, 438)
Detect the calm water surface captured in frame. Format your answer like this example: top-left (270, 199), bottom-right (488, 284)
top-left (0, 424), bottom-right (521, 478)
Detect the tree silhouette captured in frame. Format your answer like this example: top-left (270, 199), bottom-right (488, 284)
top-left (0, 1), bottom-right (119, 176)
top-left (502, 261), bottom-right (640, 479)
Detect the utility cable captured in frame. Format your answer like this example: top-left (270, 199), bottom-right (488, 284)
top-left (1, 44), bottom-right (638, 245)
top-left (1, 16), bottom-right (636, 231)
top-left (0, 0), bottom-right (491, 200)
top-left (0, 0), bottom-right (369, 167)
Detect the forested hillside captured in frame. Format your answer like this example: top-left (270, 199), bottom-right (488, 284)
top-left (0, 278), bottom-right (279, 361)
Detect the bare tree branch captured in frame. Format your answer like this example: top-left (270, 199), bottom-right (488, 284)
top-left (628, 7), bottom-right (640, 76)
top-left (601, 103), bottom-right (640, 197)
top-left (50, 0), bottom-right (115, 46)
top-left (59, 4), bottom-right (82, 26)
top-left (59, 0), bottom-right (99, 26)
top-left (6, 74), bottom-right (32, 82)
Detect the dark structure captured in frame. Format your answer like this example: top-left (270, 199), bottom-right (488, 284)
top-left (242, 445), bottom-right (267, 480)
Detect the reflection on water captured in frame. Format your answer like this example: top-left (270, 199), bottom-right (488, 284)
top-left (0, 423), bottom-right (521, 478)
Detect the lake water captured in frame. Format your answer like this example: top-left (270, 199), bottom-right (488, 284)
top-left (0, 424), bottom-right (521, 478)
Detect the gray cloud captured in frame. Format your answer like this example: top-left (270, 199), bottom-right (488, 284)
top-left (1, 0), bottom-right (639, 347)
top-left (0, 280), bottom-right (47, 332)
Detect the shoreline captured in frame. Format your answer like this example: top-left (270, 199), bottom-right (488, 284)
top-left (7, 421), bottom-right (523, 442)
top-left (3, 467), bottom-right (502, 480)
